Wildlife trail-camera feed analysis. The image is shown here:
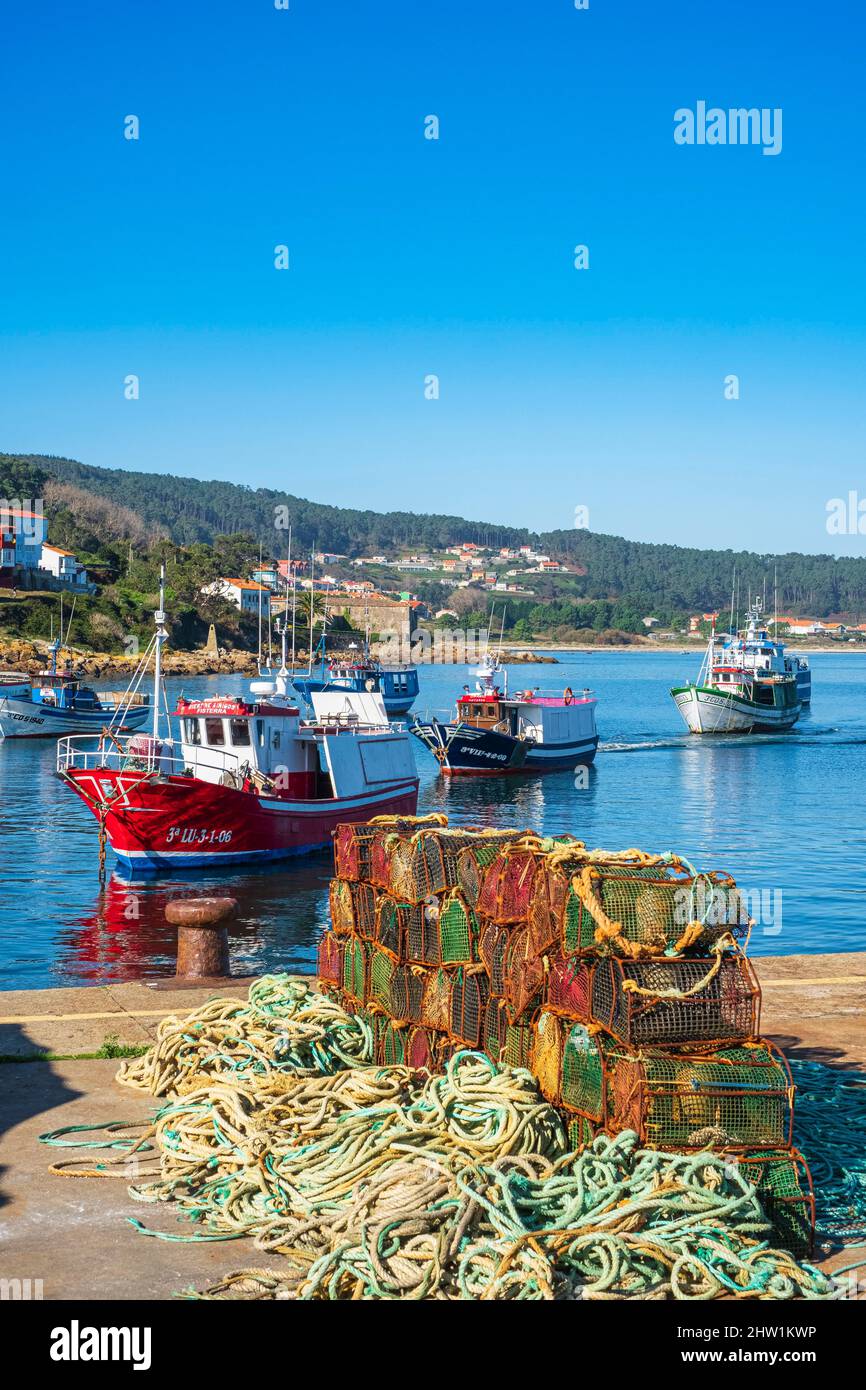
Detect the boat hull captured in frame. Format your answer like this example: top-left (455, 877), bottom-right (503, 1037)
top-left (0, 697), bottom-right (151, 739)
top-left (412, 718), bottom-right (599, 775)
top-left (671, 684), bottom-right (801, 734)
top-left (60, 768), bottom-right (419, 871)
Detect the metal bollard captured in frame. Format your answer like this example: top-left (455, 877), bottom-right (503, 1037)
top-left (166, 896), bottom-right (237, 980)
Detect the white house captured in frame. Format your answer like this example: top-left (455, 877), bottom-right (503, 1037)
top-left (39, 543), bottom-right (89, 588)
top-left (201, 578), bottom-right (272, 615)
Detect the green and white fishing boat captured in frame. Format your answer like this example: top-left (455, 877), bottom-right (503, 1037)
top-left (671, 620), bottom-right (802, 734)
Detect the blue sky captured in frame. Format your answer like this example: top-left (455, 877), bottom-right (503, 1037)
top-left (1, 0), bottom-right (864, 553)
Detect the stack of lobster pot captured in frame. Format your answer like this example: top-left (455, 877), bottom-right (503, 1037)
top-left (316, 817), bottom-right (815, 1256)
top-left (492, 838), bottom-right (813, 1255)
top-left (316, 814), bottom-right (529, 1071)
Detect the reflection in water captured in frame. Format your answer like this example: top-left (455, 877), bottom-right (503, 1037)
top-left (60, 856), bottom-right (333, 984)
top-left (2, 650), bottom-right (866, 986)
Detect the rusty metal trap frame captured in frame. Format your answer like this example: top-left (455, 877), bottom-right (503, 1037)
top-left (503, 1017), bottom-right (536, 1070)
top-left (384, 827), bottom-right (511, 904)
top-left (449, 967), bottom-right (490, 1048)
top-left (455, 832), bottom-right (531, 906)
top-left (479, 920), bottom-right (511, 997)
top-left (502, 923), bottom-right (546, 1022)
top-left (341, 936), bottom-right (372, 1005)
top-left (482, 996), bottom-right (510, 1064)
top-left (559, 862), bottom-right (747, 958)
top-left (545, 954), bottom-right (593, 1020)
top-left (589, 953), bottom-right (761, 1048)
top-left (316, 930), bottom-right (343, 985)
top-left (332, 815), bottom-right (447, 883)
top-left (436, 892), bottom-right (481, 965)
top-left (329, 879), bottom-right (377, 939)
top-left (603, 1039), bottom-right (795, 1152)
top-left (368, 944), bottom-right (399, 1011)
top-left (726, 1148), bottom-right (816, 1258)
top-left (406, 1024), bottom-right (451, 1073)
top-left (476, 837), bottom-right (582, 925)
top-left (388, 963), bottom-right (427, 1024)
top-left (420, 966), bottom-right (453, 1032)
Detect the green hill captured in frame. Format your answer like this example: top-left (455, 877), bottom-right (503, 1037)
top-left (3, 452), bottom-right (865, 621)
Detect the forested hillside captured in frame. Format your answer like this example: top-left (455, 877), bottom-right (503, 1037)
top-left (3, 452), bottom-right (865, 619)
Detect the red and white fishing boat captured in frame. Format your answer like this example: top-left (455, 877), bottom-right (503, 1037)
top-left (56, 572), bottom-right (419, 872)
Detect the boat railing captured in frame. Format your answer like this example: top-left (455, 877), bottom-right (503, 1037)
top-left (299, 715), bottom-right (402, 737)
top-left (97, 689), bottom-right (151, 708)
top-left (57, 735), bottom-right (244, 779)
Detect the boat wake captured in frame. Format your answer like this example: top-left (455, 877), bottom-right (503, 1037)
top-left (600, 727), bottom-right (856, 753)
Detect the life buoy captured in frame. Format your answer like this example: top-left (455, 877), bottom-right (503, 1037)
top-left (563, 687), bottom-right (574, 705)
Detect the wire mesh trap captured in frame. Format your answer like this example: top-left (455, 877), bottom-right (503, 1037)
top-left (590, 954), bottom-right (761, 1047)
top-left (316, 931), bottom-right (343, 985)
top-left (605, 1041), bottom-right (794, 1151)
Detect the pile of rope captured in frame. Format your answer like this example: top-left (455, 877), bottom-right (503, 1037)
top-left (41, 976), bottom-right (842, 1301)
top-left (117, 976), bottom-right (372, 1096)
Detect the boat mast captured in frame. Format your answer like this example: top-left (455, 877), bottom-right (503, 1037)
top-left (278, 527), bottom-right (292, 675)
top-left (257, 542), bottom-right (263, 672)
top-left (153, 564), bottom-right (167, 740)
top-left (290, 555), bottom-right (297, 676)
top-left (307, 550), bottom-right (315, 675)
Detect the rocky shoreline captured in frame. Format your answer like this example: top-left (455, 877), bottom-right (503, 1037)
top-left (0, 638), bottom-right (261, 681)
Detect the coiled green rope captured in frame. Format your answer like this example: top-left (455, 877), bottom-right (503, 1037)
top-left (38, 979), bottom-right (859, 1301)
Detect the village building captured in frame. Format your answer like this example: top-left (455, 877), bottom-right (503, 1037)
top-left (200, 577), bottom-right (272, 615)
top-left (39, 543), bottom-right (89, 588)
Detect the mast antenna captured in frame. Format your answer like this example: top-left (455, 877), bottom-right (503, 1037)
top-left (153, 564), bottom-right (167, 741)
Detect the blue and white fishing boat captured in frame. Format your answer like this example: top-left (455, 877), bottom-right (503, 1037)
top-left (292, 640), bottom-right (419, 718)
top-left (412, 651), bottom-right (598, 775)
top-left (0, 640), bottom-right (151, 739)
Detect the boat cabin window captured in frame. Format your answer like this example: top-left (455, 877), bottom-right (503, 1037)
top-left (205, 717), bottom-right (225, 746)
top-left (184, 718), bottom-right (201, 745)
top-left (256, 719), bottom-right (265, 747)
top-left (229, 718), bottom-right (250, 746)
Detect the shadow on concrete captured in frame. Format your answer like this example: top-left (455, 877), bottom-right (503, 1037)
top-left (765, 1033), bottom-right (866, 1071)
top-left (0, 1040), bottom-right (83, 1210)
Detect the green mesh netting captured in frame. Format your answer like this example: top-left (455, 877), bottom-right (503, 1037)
top-left (341, 938), bottom-right (369, 1003)
top-left (503, 1020), bottom-right (535, 1070)
top-left (438, 894), bottom-right (479, 965)
top-left (369, 948), bottom-right (397, 1010)
top-left (560, 1022), bottom-right (604, 1120)
top-left (609, 1044), bottom-right (792, 1150)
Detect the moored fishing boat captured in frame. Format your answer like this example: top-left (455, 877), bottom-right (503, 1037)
top-left (56, 572), bottom-right (419, 872)
top-left (292, 639), bottom-right (419, 717)
top-left (412, 651), bottom-right (599, 774)
top-left (0, 640), bottom-right (151, 739)
top-left (671, 615), bottom-right (802, 734)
